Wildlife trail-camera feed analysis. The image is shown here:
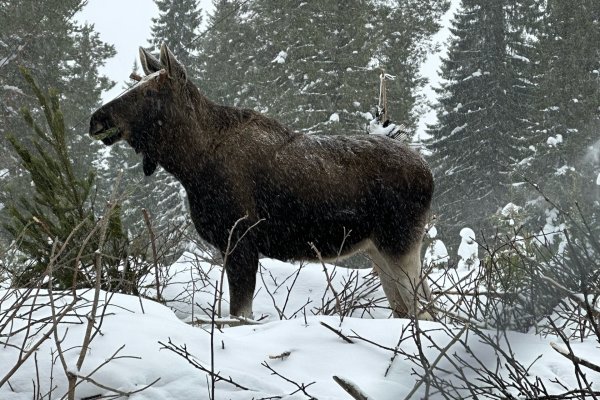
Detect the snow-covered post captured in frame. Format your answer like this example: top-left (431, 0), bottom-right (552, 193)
top-left (379, 69), bottom-right (388, 122)
top-left (367, 71), bottom-right (411, 141)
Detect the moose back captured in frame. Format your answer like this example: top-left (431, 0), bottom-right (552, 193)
top-left (89, 44), bottom-right (435, 319)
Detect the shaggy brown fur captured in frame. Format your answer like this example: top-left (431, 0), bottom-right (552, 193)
top-left (90, 44), bottom-right (435, 319)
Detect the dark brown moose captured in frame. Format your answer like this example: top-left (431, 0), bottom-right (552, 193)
top-left (89, 44), bottom-right (435, 320)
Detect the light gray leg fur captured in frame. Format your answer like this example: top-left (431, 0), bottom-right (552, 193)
top-left (379, 242), bottom-right (433, 320)
top-left (368, 249), bottom-right (408, 317)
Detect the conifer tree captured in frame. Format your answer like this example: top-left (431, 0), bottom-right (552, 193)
top-left (377, 0), bottom-right (450, 131)
top-left (0, 1), bottom-right (115, 148)
top-left (200, 0), bottom-right (256, 106)
top-left (148, 0), bottom-right (203, 81)
top-left (1, 0), bottom-right (80, 186)
top-left (200, 0), bottom-right (448, 137)
top-left (0, 0), bottom-right (115, 244)
top-left (4, 69), bottom-right (130, 289)
top-left (63, 23), bottom-right (117, 172)
top-left (251, 0), bottom-right (378, 135)
top-left (427, 0), bottom-right (537, 246)
top-left (527, 0), bottom-right (600, 216)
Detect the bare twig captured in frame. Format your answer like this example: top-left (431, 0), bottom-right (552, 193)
top-left (189, 315), bottom-right (265, 326)
top-left (142, 208), bottom-right (161, 302)
top-left (550, 342), bottom-right (600, 373)
top-left (0, 293), bottom-right (77, 387)
top-left (159, 339), bottom-right (253, 391)
top-left (403, 323), bottom-right (469, 400)
top-left (319, 321), bottom-right (354, 344)
top-left (309, 242), bottom-right (342, 315)
top-left (69, 174), bottom-right (122, 399)
top-left (261, 361), bottom-right (316, 398)
top-left (210, 280), bottom-right (219, 400)
top-left (540, 275), bottom-right (600, 319)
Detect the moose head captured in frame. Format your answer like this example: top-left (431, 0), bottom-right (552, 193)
top-left (90, 44), bottom-right (195, 176)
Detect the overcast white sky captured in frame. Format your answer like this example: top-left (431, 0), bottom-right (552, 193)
top-left (77, 0), bottom-right (213, 102)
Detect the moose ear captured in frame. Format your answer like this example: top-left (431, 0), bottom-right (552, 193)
top-left (139, 47), bottom-right (162, 75)
top-left (159, 43), bottom-right (187, 82)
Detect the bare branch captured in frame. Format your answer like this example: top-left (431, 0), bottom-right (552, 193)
top-left (551, 342), bottom-right (600, 373)
top-left (309, 242), bottom-right (342, 315)
top-left (142, 208), bottom-right (161, 302)
top-left (159, 339), bottom-right (254, 391)
top-left (319, 321), bottom-right (354, 344)
top-left (261, 361), bottom-right (316, 398)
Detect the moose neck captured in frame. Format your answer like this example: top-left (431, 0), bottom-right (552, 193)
top-left (150, 85), bottom-right (223, 186)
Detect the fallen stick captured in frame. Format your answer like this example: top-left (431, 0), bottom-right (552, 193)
top-left (333, 375), bottom-right (370, 400)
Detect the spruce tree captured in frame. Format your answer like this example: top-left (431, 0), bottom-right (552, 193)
top-left (63, 23), bottom-right (117, 172)
top-left (0, 0), bottom-right (115, 245)
top-left (201, 0), bottom-right (448, 137)
top-left (255, 0), bottom-right (378, 135)
top-left (527, 0), bottom-right (600, 217)
top-left (427, 0), bottom-right (537, 247)
top-left (0, 0), bottom-right (115, 152)
top-left (200, 0), bottom-right (256, 106)
top-left (1, 0), bottom-right (81, 193)
top-left (377, 0), bottom-right (451, 131)
top-left (4, 69), bottom-right (130, 290)
top-left (148, 0), bottom-right (203, 81)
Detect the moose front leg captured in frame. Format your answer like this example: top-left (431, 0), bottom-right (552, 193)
top-left (223, 244), bottom-right (259, 319)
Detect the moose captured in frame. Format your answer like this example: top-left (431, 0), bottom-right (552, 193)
top-left (89, 44), bottom-right (435, 320)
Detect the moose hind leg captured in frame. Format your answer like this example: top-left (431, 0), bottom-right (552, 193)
top-left (368, 248), bottom-right (408, 317)
top-left (224, 245), bottom-right (258, 319)
top-left (384, 242), bottom-right (433, 320)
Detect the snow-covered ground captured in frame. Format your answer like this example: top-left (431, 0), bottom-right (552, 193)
top-left (1, 252), bottom-right (598, 399)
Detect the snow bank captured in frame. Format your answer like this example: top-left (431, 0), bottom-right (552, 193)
top-left (2, 286), bottom-right (597, 400)
top-left (2, 251), bottom-right (600, 399)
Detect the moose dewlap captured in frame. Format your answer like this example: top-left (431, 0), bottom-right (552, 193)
top-left (89, 44), bottom-right (435, 320)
